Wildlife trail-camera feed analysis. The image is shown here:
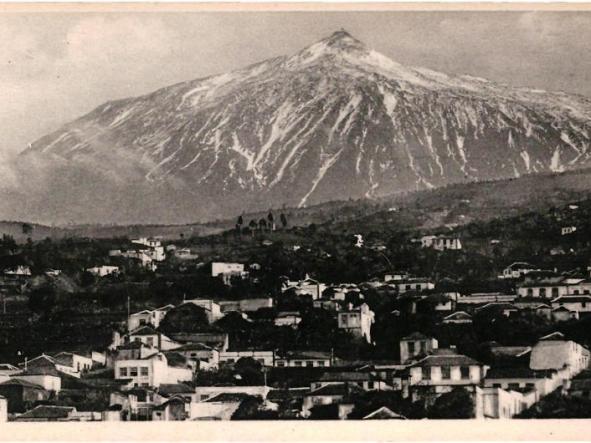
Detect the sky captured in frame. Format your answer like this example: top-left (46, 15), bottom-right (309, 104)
top-left (2, 9), bottom-right (591, 159)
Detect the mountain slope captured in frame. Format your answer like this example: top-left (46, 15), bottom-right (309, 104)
top-left (5, 30), bottom-right (591, 224)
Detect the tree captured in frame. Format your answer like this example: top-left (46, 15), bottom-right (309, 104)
top-left (234, 357), bottom-right (265, 385)
top-left (159, 303), bottom-right (210, 334)
top-left (267, 212), bottom-right (275, 231)
top-left (280, 213), bottom-right (288, 229)
top-left (258, 218), bottom-right (267, 232)
top-left (236, 215), bottom-right (244, 235)
top-left (22, 223), bottom-right (33, 237)
top-left (28, 286), bottom-right (57, 315)
top-left (427, 387), bottom-right (475, 419)
top-left (249, 220), bottom-right (257, 237)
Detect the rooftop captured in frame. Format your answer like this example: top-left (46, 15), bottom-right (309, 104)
top-left (411, 353), bottom-right (481, 368)
top-left (16, 405), bottom-right (75, 420)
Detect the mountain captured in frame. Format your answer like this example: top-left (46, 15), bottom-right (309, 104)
top-left (4, 30), bottom-right (591, 225)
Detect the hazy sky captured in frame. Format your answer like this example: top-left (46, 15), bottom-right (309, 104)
top-left (2, 10), bottom-right (591, 158)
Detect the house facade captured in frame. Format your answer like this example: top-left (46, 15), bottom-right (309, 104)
top-left (114, 353), bottom-right (193, 388)
top-left (529, 332), bottom-right (590, 378)
top-left (337, 303), bottom-right (375, 343)
top-left (400, 333), bottom-right (439, 364)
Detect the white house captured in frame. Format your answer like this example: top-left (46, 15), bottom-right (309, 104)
top-left (128, 326), bottom-right (181, 351)
top-left (86, 265), bottom-right (119, 277)
top-left (501, 262), bottom-right (541, 279)
top-left (14, 366), bottom-right (62, 393)
top-left (337, 303), bottom-right (375, 343)
top-left (551, 295), bottom-right (591, 315)
top-left (384, 272), bottom-right (411, 282)
top-left (561, 226), bottom-right (577, 235)
top-left (311, 371), bottom-right (392, 392)
top-left (420, 235), bottom-right (462, 251)
top-left (395, 278), bottom-right (435, 294)
top-left (4, 265), bottom-right (32, 276)
top-left (211, 262), bottom-right (247, 284)
top-left (114, 352), bottom-right (193, 388)
top-left (127, 305), bottom-right (174, 331)
top-left (529, 332), bottom-right (590, 378)
top-left (53, 352), bottom-right (93, 374)
top-left (183, 299), bottom-right (223, 322)
top-left (274, 311), bottom-right (302, 328)
top-left (407, 349), bottom-right (488, 402)
top-left (517, 277), bottom-right (569, 299)
top-left (399, 333), bottom-right (439, 364)
top-left (281, 276), bottom-right (327, 300)
top-left (219, 350), bottom-right (275, 367)
top-left (275, 351), bottom-right (332, 368)
top-left (441, 311), bottom-right (473, 324)
top-left (0, 395), bottom-right (6, 422)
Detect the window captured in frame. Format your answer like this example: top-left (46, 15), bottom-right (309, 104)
top-left (552, 287), bottom-right (559, 297)
top-left (119, 367), bottom-right (128, 377)
top-left (147, 337), bottom-right (154, 347)
top-left (527, 288), bottom-right (533, 297)
top-left (508, 383), bottom-right (520, 390)
top-left (574, 290), bottom-right (581, 295)
top-left (130, 367), bottom-right (138, 377)
top-left (317, 361), bottom-right (326, 367)
top-left (140, 367), bottom-right (149, 376)
top-left (406, 285), bottom-right (411, 291)
top-left (141, 383), bottom-right (149, 387)
top-left (441, 366), bottom-right (451, 379)
top-left (421, 366), bottom-right (431, 380)
top-left (368, 381), bottom-right (375, 389)
top-left (583, 303), bottom-right (587, 308)
top-left (540, 288), bottom-right (547, 297)
top-left (190, 353), bottom-right (197, 357)
top-left (257, 359), bottom-right (265, 364)
top-left (277, 361), bottom-right (285, 367)
top-left (492, 383), bottom-right (502, 388)
top-left (460, 367), bottom-right (470, 379)
top-left (416, 284), bottom-right (421, 290)
top-left (408, 342), bottom-right (415, 354)
top-left (306, 361), bottom-right (313, 367)
top-left (420, 341), bottom-right (426, 353)
top-left (200, 395), bottom-right (209, 401)
top-left (294, 361), bottom-right (302, 367)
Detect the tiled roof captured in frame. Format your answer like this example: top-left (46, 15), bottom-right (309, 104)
top-left (411, 353), bottom-right (481, 368)
top-left (175, 343), bottom-right (213, 352)
top-left (266, 388), bottom-right (309, 402)
top-left (318, 372), bottom-right (377, 382)
top-left (0, 378), bottom-right (46, 389)
top-left (486, 367), bottom-right (555, 379)
top-left (278, 351), bottom-right (331, 360)
top-left (363, 406), bottom-right (406, 420)
top-left (205, 393), bottom-right (253, 403)
top-left (129, 325), bottom-right (159, 336)
top-left (539, 332), bottom-right (566, 341)
top-left (158, 383), bottom-right (194, 396)
top-left (552, 295), bottom-right (591, 303)
top-left (306, 383), bottom-right (364, 397)
top-left (16, 405), bottom-right (75, 420)
top-left (401, 332), bottom-right (431, 341)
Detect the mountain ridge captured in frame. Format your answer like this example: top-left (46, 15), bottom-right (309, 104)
top-left (4, 30), bottom-right (591, 224)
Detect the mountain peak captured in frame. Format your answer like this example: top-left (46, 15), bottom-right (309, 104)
top-left (321, 29), bottom-right (365, 51)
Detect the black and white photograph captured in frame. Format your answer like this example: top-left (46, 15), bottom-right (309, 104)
top-left (2, 3), bottom-right (591, 429)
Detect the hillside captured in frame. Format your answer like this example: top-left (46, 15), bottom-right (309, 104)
top-left (3, 167), bottom-right (591, 242)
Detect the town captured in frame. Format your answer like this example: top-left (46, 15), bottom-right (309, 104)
top-left (2, 199), bottom-right (591, 422)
